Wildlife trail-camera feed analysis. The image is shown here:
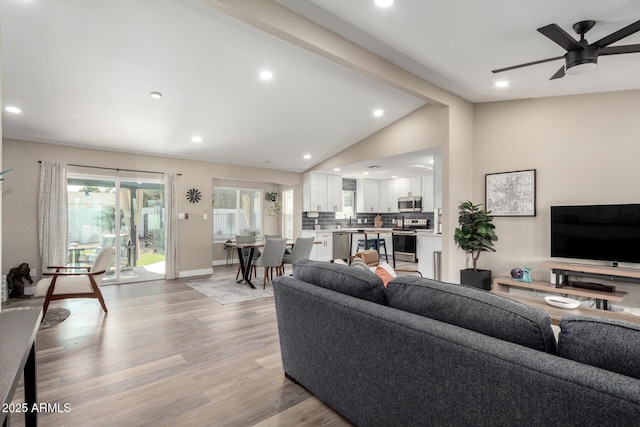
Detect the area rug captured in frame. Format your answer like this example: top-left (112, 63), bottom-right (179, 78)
top-left (186, 279), bottom-right (274, 305)
top-left (39, 307), bottom-right (71, 329)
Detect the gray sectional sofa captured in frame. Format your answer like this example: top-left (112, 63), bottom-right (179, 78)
top-left (272, 260), bottom-right (640, 427)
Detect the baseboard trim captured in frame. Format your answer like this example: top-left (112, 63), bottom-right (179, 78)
top-left (211, 259), bottom-right (235, 267)
top-left (178, 268), bottom-right (214, 278)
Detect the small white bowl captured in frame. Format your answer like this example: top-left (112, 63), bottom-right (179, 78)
top-left (545, 296), bottom-right (580, 309)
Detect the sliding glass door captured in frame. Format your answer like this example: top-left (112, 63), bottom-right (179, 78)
top-left (67, 174), bottom-right (165, 283)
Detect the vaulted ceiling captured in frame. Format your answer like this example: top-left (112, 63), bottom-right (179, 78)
top-left (2, 0), bottom-right (639, 173)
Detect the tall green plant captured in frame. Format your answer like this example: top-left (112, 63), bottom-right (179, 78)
top-left (454, 201), bottom-right (498, 270)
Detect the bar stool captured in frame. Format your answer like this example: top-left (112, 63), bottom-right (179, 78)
top-left (376, 238), bottom-right (389, 262)
top-left (356, 239), bottom-right (377, 251)
top-left (356, 238), bottom-right (388, 262)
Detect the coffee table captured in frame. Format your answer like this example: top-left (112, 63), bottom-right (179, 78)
top-left (492, 291), bottom-right (640, 326)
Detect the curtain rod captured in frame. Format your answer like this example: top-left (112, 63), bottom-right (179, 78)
top-left (38, 161), bottom-right (181, 176)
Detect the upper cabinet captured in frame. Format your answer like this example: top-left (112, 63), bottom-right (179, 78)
top-left (396, 177), bottom-right (421, 198)
top-left (356, 179), bottom-right (380, 213)
top-left (421, 174), bottom-right (434, 212)
top-left (378, 176), bottom-right (426, 213)
top-left (303, 172), bottom-right (343, 212)
top-left (379, 179), bottom-right (398, 213)
top-left (327, 174), bottom-right (343, 213)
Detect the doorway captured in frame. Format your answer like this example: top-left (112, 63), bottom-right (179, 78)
top-left (67, 174), bottom-right (166, 283)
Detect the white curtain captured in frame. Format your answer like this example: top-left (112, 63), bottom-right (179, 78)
top-left (38, 162), bottom-right (68, 268)
top-left (164, 172), bottom-right (178, 279)
top-left (135, 189), bottom-right (144, 261)
top-left (242, 193), bottom-right (251, 229)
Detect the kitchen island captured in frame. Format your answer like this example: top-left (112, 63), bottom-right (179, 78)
top-left (302, 228), bottom-right (396, 261)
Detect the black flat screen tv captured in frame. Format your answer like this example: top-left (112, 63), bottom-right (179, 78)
top-left (551, 204), bottom-right (640, 264)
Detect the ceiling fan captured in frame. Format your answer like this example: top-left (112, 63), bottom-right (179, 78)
top-left (492, 19), bottom-right (640, 80)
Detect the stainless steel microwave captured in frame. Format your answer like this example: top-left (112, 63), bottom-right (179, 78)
top-left (398, 196), bottom-right (422, 212)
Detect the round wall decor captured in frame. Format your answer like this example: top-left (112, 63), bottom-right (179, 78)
top-left (186, 188), bottom-right (201, 203)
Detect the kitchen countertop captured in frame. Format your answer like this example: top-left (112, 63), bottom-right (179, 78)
top-left (304, 228), bottom-right (442, 236)
top-left (416, 230), bottom-right (442, 238)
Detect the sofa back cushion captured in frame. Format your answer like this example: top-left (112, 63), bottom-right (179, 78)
top-left (386, 276), bottom-right (557, 353)
top-left (292, 259), bottom-right (387, 305)
top-left (558, 315), bottom-right (640, 379)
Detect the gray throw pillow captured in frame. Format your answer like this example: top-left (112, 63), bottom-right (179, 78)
top-left (558, 315), bottom-right (640, 379)
top-left (292, 259), bottom-right (386, 305)
top-left (386, 276), bottom-right (557, 354)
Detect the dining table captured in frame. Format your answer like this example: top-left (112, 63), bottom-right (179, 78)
top-left (230, 240), bottom-right (294, 289)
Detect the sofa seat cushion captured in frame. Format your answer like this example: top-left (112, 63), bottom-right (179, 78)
top-left (558, 315), bottom-right (640, 379)
top-left (292, 259), bottom-right (387, 305)
top-left (386, 276), bottom-right (557, 354)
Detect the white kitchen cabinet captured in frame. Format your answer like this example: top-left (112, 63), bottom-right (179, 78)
top-left (356, 179), bottom-right (380, 213)
top-left (303, 172), bottom-right (342, 212)
top-left (396, 177), bottom-right (421, 198)
top-left (327, 174), bottom-right (343, 213)
top-left (303, 231), bottom-right (332, 261)
top-left (421, 174), bottom-right (434, 212)
top-left (379, 179), bottom-right (398, 213)
top-left (417, 234), bottom-right (442, 279)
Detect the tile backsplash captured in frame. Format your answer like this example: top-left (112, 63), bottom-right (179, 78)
top-left (302, 211), bottom-right (433, 230)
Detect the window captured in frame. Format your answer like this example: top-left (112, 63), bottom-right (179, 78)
top-left (213, 187), bottom-right (263, 241)
top-left (336, 190), bottom-right (355, 219)
top-left (281, 189), bottom-right (294, 240)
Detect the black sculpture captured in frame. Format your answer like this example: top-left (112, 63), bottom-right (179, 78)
top-left (7, 262), bottom-right (33, 298)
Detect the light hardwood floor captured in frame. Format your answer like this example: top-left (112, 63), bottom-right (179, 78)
top-left (3, 264), bottom-right (354, 427)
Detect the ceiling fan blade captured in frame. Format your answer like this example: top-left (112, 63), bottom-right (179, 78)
top-left (593, 19), bottom-right (640, 48)
top-left (549, 66), bottom-right (565, 80)
top-left (538, 24), bottom-right (583, 51)
top-left (492, 55), bottom-right (564, 73)
top-left (599, 44), bottom-right (640, 56)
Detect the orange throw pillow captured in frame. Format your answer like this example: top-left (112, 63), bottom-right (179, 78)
top-left (375, 265), bottom-right (394, 287)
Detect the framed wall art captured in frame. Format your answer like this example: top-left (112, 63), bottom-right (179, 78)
top-left (485, 169), bottom-right (536, 217)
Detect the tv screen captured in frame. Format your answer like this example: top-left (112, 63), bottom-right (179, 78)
top-left (551, 204), bottom-right (640, 264)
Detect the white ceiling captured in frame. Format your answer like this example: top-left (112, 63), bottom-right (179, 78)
top-left (2, 0), bottom-right (640, 174)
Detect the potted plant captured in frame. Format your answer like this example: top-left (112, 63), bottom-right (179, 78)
top-left (265, 192), bottom-right (281, 217)
top-left (454, 200), bottom-right (498, 290)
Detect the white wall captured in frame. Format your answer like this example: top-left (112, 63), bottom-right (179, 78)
top-left (474, 89), bottom-right (640, 307)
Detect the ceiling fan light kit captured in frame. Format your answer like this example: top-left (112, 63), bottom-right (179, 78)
top-left (492, 18), bottom-right (640, 80)
top-left (565, 47), bottom-right (598, 75)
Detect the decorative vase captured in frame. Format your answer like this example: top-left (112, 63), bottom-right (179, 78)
top-left (460, 268), bottom-right (492, 291)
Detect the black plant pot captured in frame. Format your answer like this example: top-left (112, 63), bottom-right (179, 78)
top-left (460, 268), bottom-right (492, 291)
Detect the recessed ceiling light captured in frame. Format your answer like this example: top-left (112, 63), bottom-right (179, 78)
top-left (150, 91), bottom-right (163, 99)
top-left (303, 154), bottom-right (311, 160)
top-left (373, 109), bottom-right (384, 117)
top-left (191, 136), bottom-right (202, 143)
top-left (4, 106), bottom-right (21, 114)
top-left (333, 168), bottom-right (341, 172)
top-left (363, 172), bottom-right (369, 175)
top-left (392, 175), bottom-right (398, 179)
top-left (494, 80), bottom-right (509, 88)
top-left (375, 0), bottom-right (394, 7)
top-left (260, 70), bottom-right (273, 81)
top-left (429, 159), bottom-right (435, 164)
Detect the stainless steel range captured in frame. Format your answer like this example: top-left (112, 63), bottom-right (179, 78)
top-left (392, 219), bottom-right (428, 264)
